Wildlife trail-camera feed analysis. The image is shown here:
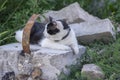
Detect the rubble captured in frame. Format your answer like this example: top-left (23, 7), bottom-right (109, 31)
top-left (0, 43), bottom-right (86, 80)
top-left (40, 2), bottom-right (99, 24)
top-left (70, 19), bottom-right (116, 43)
top-left (81, 64), bottom-right (105, 80)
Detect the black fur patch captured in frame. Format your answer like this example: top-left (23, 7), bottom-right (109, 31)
top-left (47, 28), bottom-right (60, 35)
top-left (47, 22), bottom-right (60, 35)
top-left (47, 22), bottom-right (54, 28)
top-left (58, 20), bottom-right (70, 29)
top-left (30, 22), bottom-right (45, 44)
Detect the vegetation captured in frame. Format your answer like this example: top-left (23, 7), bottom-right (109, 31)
top-left (0, 0), bottom-right (120, 45)
top-left (58, 35), bottom-right (120, 80)
top-left (0, 0), bottom-right (120, 80)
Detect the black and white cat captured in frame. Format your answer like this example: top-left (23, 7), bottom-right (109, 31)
top-left (15, 17), bottom-right (79, 54)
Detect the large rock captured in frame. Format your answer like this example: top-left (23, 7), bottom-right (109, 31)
top-left (0, 43), bottom-right (86, 80)
top-left (81, 64), bottom-right (105, 80)
top-left (40, 2), bottom-right (99, 24)
top-left (70, 19), bottom-right (116, 44)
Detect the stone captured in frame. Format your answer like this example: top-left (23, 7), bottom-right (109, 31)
top-left (2, 71), bottom-right (15, 80)
top-left (16, 74), bottom-right (30, 80)
top-left (30, 67), bottom-right (42, 80)
top-left (81, 64), bottom-right (105, 80)
top-left (40, 2), bottom-right (99, 24)
top-left (0, 43), bottom-right (86, 80)
top-left (70, 19), bottom-right (116, 44)
top-left (117, 25), bottom-right (120, 33)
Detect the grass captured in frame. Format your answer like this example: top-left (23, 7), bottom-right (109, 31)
top-left (0, 0), bottom-right (120, 80)
top-left (58, 35), bottom-right (120, 80)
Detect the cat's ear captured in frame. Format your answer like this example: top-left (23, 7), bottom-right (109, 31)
top-left (58, 19), bottom-right (69, 29)
top-left (49, 16), bottom-right (53, 22)
top-left (61, 18), bottom-right (69, 24)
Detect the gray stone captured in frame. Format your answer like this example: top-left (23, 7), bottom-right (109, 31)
top-left (117, 25), bottom-right (120, 33)
top-left (40, 2), bottom-right (99, 24)
top-left (81, 64), bottom-right (105, 80)
top-left (70, 19), bottom-right (116, 44)
top-left (0, 43), bottom-right (86, 80)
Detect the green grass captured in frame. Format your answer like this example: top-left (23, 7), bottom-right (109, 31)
top-left (1, 0), bottom-right (120, 45)
top-left (58, 35), bottom-right (120, 80)
top-left (1, 0), bottom-right (120, 80)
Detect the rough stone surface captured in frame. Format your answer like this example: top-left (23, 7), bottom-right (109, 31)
top-left (40, 2), bottom-right (99, 24)
top-left (81, 64), bottom-right (105, 80)
top-left (117, 25), bottom-right (120, 33)
top-left (70, 19), bottom-right (116, 43)
top-left (0, 43), bottom-right (86, 80)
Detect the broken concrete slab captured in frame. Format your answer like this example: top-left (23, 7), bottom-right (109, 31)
top-left (81, 64), bottom-right (105, 80)
top-left (40, 2), bottom-right (99, 24)
top-left (0, 43), bottom-right (86, 80)
top-left (70, 19), bottom-right (116, 44)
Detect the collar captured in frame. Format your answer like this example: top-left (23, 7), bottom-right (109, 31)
top-left (54, 28), bottom-right (71, 42)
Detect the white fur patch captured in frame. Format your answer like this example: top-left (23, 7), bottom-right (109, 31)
top-left (40, 29), bottom-right (79, 54)
top-left (15, 30), bottom-right (23, 43)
